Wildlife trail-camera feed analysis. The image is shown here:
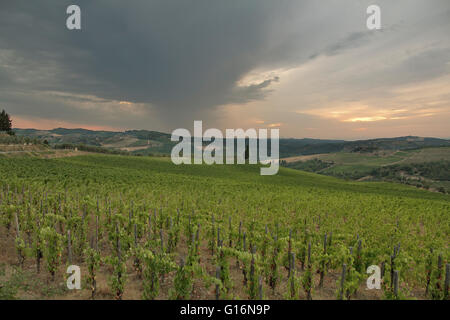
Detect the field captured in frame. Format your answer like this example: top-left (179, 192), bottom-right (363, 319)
top-left (282, 147), bottom-right (450, 167)
top-left (0, 146), bottom-right (90, 159)
top-left (282, 147), bottom-right (450, 191)
top-left (0, 154), bottom-right (449, 300)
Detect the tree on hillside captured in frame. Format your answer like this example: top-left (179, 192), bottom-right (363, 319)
top-left (0, 109), bottom-right (13, 135)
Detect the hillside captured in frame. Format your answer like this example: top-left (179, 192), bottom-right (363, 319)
top-left (13, 128), bottom-right (175, 156)
top-left (282, 147), bottom-right (450, 193)
top-left (280, 136), bottom-right (450, 158)
top-left (13, 128), bottom-right (450, 158)
top-left (10, 128), bottom-right (450, 193)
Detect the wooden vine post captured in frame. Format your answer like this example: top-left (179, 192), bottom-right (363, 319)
top-left (67, 229), bottom-right (72, 265)
top-left (444, 264), bottom-right (449, 300)
top-left (393, 270), bottom-right (399, 298)
top-left (215, 266), bottom-right (221, 300)
top-left (339, 263), bottom-right (347, 300)
top-left (319, 233), bottom-right (327, 288)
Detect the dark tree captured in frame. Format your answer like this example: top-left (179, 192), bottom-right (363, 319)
top-left (0, 109), bottom-right (13, 135)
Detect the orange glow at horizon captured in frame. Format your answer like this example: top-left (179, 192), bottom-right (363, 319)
top-left (12, 116), bottom-right (124, 132)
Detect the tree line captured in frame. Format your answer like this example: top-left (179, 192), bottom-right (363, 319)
top-left (0, 109), bottom-right (13, 135)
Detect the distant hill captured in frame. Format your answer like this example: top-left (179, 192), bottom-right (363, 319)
top-left (281, 146), bottom-right (450, 193)
top-left (279, 136), bottom-right (450, 157)
top-left (9, 128), bottom-right (450, 193)
top-left (13, 128), bottom-right (450, 157)
top-left (14, 128), bottom-right (174, 155)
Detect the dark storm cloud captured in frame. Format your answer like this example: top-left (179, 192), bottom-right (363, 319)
top-left (0, 0), bottom-right (307, 126)
top-left (1, 0), bottom-right (449, 133)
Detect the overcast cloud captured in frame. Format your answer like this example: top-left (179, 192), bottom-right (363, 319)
top-left (0, 0), bottom-right (449, 138)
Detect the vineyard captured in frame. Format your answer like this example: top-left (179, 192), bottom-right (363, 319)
top-left (0, 154), bottom-right (448, 300)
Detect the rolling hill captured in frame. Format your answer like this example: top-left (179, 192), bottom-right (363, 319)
top-left (282, 147), bottom-right (450, 193)
top-left (13, 128), bottom-right (450, 158)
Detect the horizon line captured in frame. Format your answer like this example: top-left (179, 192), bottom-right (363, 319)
top-left (12, 127), bottom-right (450, 142)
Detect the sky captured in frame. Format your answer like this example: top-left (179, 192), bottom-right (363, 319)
top-left (0, 0), bottom-right (449, 140)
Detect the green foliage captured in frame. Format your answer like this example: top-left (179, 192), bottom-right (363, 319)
top-left (429, 254), bottom-right (446, 300)
top-left (84, 246), bottom-right (101, 299)
top-left (54, 143), bottom-right (131, 156)
top-left (106, 255), bottom-right (127, 300)
top-left (301, 243), bottom-right (313, 300)
top-left (14, 237), bottom-right (27, 267)
top-left (247, 252), bottom-right (259, 299)
top-left (0, 154), bottom-right (448, 300)
top-left (40, 226), bottom-right (63, 279)
top-left (0, 110), bottom-right (12, 134)
top-left (0, 264), bottom-right (18, 300)
top-left (217, 246), bottom-right (232, 294)
top-left (170, 259), bottom-right (193, 300)
top-left (268, 237), bottom-right (281, 291)
top-left (141, 248), bottom-right (175, 300)
top-left (372, 161), bottom-right (450, 182)
top-left (283, 159), bottom-right (334, 172)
